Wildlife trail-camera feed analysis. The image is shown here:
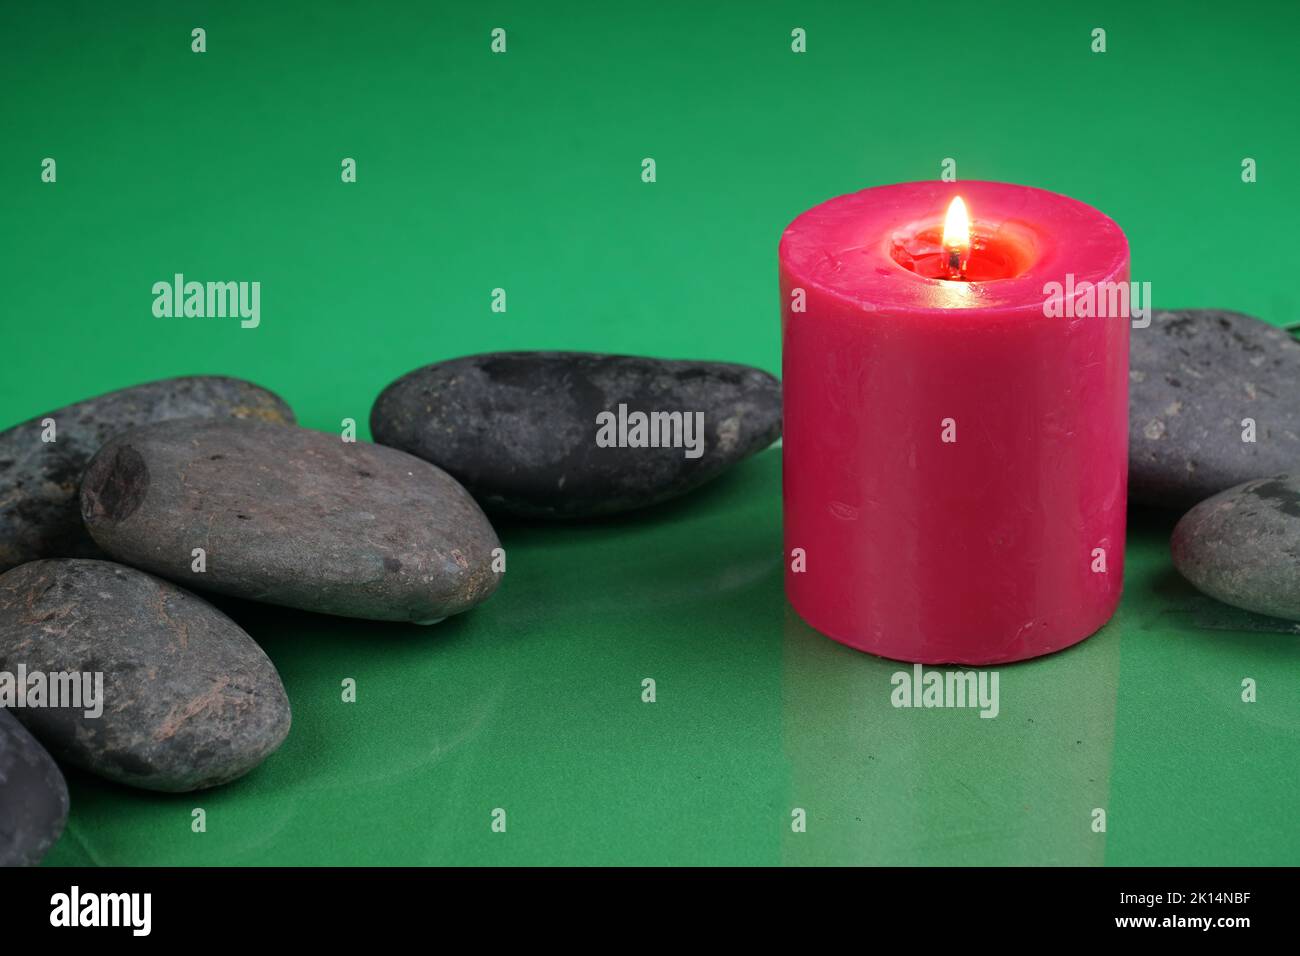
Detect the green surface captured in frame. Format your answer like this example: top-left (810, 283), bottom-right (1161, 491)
top-left (2, 0), bottom-right (1298, 865)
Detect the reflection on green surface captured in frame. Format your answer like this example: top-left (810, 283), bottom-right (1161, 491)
top-left (781, 604), bottom-right (1120, 866)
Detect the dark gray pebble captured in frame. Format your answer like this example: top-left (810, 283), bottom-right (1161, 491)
top-left (0, 559), bottom-right (291, 792)
top-left (0, 376), bottom-right (295, 573)
top-left (0, 708), bottom-right (69, 866)
top-left (1171, 474), bottom-right (1300, 621)
top-left (1130, 310), bottom-right (1300, 509)
top-left (80, 419), bottom-right (501, 623)
top-left (369, 352), bottom-right (782, 518)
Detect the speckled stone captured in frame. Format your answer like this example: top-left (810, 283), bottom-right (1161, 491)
top-left (369, 352), bottom-right (783, 518)
top-left (1171, 474), bottom-right (1300, 621)
top-left (1130, 310), bottom-right (1300, 509)
top-left (0, 559), bottom-right (290, 792)
top-left (80, 419), bottom-right (501, 623)
top-left (0, 376), bottom-right (295, 573)
top-left (0, 708), bottom-right (69, 866)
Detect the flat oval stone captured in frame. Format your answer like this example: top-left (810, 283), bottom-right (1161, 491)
top-left (80, 420), bottom-right (501, 622)
top-left (0, 559), bottom-right (290, 792)
top-left (369, 352), bottom-right (782, 518)
top-left (1171, 474), bottom-right (1300, 620)
top-left (0, 376), bottom-right (295, 573)
top-left (0, 708), bottom-right (69, 866)
top-left (1130, 310), bottom-right (1300, 509)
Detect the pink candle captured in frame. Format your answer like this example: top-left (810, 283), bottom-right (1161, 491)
top-left (780, 181), bottom-right (1129, 664)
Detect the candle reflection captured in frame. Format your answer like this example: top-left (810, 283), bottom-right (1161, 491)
top-left (780, 605), bottom-right (1122, 865)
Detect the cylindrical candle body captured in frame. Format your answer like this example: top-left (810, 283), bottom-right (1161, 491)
top-left (780, 181), bottom-right (1129, 664)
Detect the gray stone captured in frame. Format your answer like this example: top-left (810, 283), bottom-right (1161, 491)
top-left (0, 376), bottom-right (295, 573)
top-left (80, 419), bottom-right (501, 623)
top-left (0, 708), bottom-right (69, 866)
top-left (1171, 474), bottom-right (1300, 621)
top-left (0, 559), bottom-right (290, 792)
top-left (369, 352), bottom-right (782, 518)
top-left (1130, 309), bottom-right (1300, 509)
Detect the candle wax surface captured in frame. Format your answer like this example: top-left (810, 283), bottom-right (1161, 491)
top-left (780, 180), bottom-right (1129, 665)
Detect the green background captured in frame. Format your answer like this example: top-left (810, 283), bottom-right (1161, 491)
top-left (2, 0), bottom-right (1297, 865)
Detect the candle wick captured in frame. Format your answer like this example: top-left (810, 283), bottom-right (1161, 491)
top-left (946, 247), bottom-right (968, 281)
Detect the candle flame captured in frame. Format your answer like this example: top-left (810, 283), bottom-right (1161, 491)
top-left (941, 196), bottom-right (971, 280)
top-left (942, 196), bottom-right (970, 252)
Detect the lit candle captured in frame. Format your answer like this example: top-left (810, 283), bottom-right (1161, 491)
top-left (780, 181), bottom-right (1129, 664)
